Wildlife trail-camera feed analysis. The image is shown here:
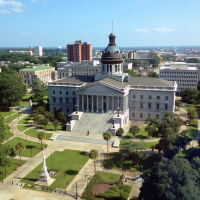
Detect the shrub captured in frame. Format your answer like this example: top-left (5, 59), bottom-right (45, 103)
top-left (129, 126), bottom-right (140, 138)
top-left (188, 119), bottom-right (198, 127)
top-left (116, 128), bottom-right (124, 136)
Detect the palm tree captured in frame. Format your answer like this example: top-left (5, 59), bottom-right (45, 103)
top-left (38, 131), bottom-right (46, 149)
top-left (103, 131), bottom-right (112, 157)
top-left (15, 142), bottom-right (26, 164)
top-left (89, 149), bottom-right (98, 175)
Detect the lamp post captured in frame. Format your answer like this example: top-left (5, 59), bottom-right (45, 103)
top-left (75, 105), bottom-right (78, 114)
top-left (112, 118), bottom-right (115, 128)
top-left (117, 107), bottom-right (120, 117)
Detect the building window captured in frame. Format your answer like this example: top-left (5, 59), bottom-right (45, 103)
top-left (165, 103), bottom-right (168, 110)
top-left (54, 107), bottom-right (56, 111)
top-left (53, 90), bottom-right (55, 94)
top-left (157, 103), bottom-right (159, 110)
top-left (165, 96), bottom-right (168, 100)
top-left (103, 65), bottom-right (105, 72)
top-left (140, 103), bottom-right (143, 108)
top-left (140, 95), bottom-right (143, 99)
top-left (73, 91), bottom-right (75, 95)
top-left (115, 65), bottom-right (117, 72)
top-left (148, 113), bottom-right (151, 117)
top-left (133, 94), bottom-right (136, 98)
top-left (140, 113), bottom-right (143, 118)
top-left (149, 95), bottom-right (151, 99)
top-left (157, 96), bottom-right (160, 100)
top-left (60, 107), bottom-right (62, 111)
top-left (148, 103), bottom-right (151, 109)
top-left (60, 91), bottom-right (62, 95)
top-left (132, 112), bottom-right (135, 117)
top-left (60, 98), bottom-right (62, 103)
top-left (107, 65), bottom-right (109, 72)
top-left (67, 108), bottom-right (69, 112)
top-left (66, 98), bottom-right (69, 103)
top-left (73, 98), bottom-right (76, 104)
top-left (156, 114), bottom-right (159, 119)
top-left (132, 102), bottom-right (135, 108)
top-left (53, 97), bottom-right (56, 103)
top-left (73, 108), bottom-right (76, 112)
top-left (66, 91), bottom-right (68, 95)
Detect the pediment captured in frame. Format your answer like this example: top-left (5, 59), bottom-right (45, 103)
top-left (77, 83), bottom-right (123, 94)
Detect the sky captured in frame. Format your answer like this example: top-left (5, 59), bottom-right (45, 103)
top-left (1, 0), bottom-right (200, 48)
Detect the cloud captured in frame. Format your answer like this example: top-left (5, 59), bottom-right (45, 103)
top-left (0, 9), bottom-right (10, 13)
top-left (31, 0), bottom-right (47, 3)
top-left (0, 0), bottom-right (24, 13)
top-left (134, 29), bottom-right (149, 33)
top-left (154, 28), bottom-right (175, 32)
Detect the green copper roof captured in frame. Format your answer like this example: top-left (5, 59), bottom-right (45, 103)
top-left (19, 65), bottom-right (54, 72)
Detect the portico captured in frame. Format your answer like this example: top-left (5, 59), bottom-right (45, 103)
top-left (77, 94), bottom-right (128, 113)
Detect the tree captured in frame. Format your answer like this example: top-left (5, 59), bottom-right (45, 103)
top-left (181, 88), bottom-right (199, 104)
top-left (15, 142), bottom-right (26, 164)
top-left (147, 71), bottom-right (159, 78)
top-left (123, 69), bottom-right (141, 77)
top-left (103, 131), bottom-right (112, 157)
top-left (138, 157), bottom-right (200, 200)
top-left (41, 118), bottom-right (49, 129)
top-left (52, 119), bottom-right (59, 131)
top-left (89, 149), bottom-right (98, 174)
top-left (0, 115), bottom-right (6, 143)
top-left (31, 78), bottom-right (48, 104)
top-left (149, 56), bottom-right (160, 68)
top-left (187, 105), bottom-right (198, 121)
top-left (175, 100), bottom-right (182, 110)
top-left (129, 126), bottom-right (140, 138)
top-left (38, 132), bottom-right (46, 149)
top-left (0, 72), bottom-right (26, 109)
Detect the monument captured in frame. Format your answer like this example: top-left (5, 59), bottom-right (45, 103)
top-left (38, 150), bottom-right (51, 182)
top-left (29, 99), bottom-right (32, 107)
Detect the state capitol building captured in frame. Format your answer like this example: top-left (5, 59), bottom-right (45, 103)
top-left (48, 32), bottom-right (177, 132)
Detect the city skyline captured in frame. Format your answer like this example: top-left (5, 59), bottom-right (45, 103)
top-left (1, 0), bottom-right (200, 47)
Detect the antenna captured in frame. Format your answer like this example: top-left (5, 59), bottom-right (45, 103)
top-left (112, 20), bottom-right (113, 33)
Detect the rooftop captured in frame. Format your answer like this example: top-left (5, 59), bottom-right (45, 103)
top-left (19, 65), bottom-right (54, 71)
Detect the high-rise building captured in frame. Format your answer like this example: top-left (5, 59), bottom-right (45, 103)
top-left (67, 40), bottom-right (92, 62)
top-left (35, 46), bottom-right (43, 56)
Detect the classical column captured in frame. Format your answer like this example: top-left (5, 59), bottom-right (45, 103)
top-left (91, 95), bottom-right (94, 112)
top-left (77, 95), bottom-right (79, 111)
top-left (101, 96), bottom-right (103, 113)
top-left (106, 96), bottom-right (109, 113)
top-left (82, 95), bottom-right (84, 111)
top-left (112, 96), bottom-right (114, 113)
top-left (118, 96), bottom-right (120, 108)
top-left (96, 95), bottom-right (99, 112)
top-left (122, 97), bottom-right (124, 113)
top-left (86, 95), bottom-right (89, 112)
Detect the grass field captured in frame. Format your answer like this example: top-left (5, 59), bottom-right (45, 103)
top-left (0, 111), bottom-right (15, 118)
top-left (18, 115), bottom-right (32, 124)
top-left (4, 128), bottom-right (13, 141)
top-left (17, 125), bottom-right (29, 132)
top-left (4, 113), bottom-right (21, 123)
top-left (22, 94), bottom-right (33, 100)
top-left (19, 101), bottom-right (38, 106)
top-left (3, 137), bottom-right (47, 157)
top-left (26, 129), bottom-right (52, 140)
top-left (21, 149), bottom-right (89, 189)
top-left (96, 171), bottom-right (120, 184)
top-left (0, 158), bottom-right (26, 181)
top-left (186, 126), bottom-right (198, 139)
top-left (39, 124), bottom-right (62, 131)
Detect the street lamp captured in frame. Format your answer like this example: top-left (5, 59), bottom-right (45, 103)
top-left (75, 104), bottom-right (78, 114)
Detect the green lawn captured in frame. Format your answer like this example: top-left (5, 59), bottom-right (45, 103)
top-left (186, 126), bottom-right (198, 139)
top-left (4, 128), bottom-right (13, 141)
top-left (182, 103), bottom-right (200, 111)
top-left (176, 145), bottom-right (200, 158)
top-left (2, 137), bottom-right (47, 157)
top-left (22, 94), bottom-right (33, 100)
top-left (96, 171), bottom-right (120, 184)
top-left (17, 125), bottom-right (29, 132)
top-left (102, 152), bottom-right (159, 171)
top-left (18, 115), bottom-right (32, 124)
top-left (4, 113), bottom-right (21, 123)
top-left (26, 129), bottom-right (52, 140)
top-left (125, 126), bottom-right (158, 140)
top-left (0, 158), bottom-right (26, 181)
top-left (21, 149), bottom-right (89, 189)
top-left (39, 124), bottom-right (62, 131)
top-left (0, 111), bottom-right (15, 118)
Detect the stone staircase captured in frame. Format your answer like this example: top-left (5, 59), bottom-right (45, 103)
top-left (72, 112), bottom-right (115, 134)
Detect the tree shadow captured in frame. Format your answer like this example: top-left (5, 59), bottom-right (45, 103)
top-left (26, 145), bottom-right (35, 149)
top-left (22, 177), bottom-right (38, 182)
top-left (79, 151), bottom-right (88, 156)
top-left (65, 170), bottom-right (78, 175)
top-left (135, 135), bottom-right (148, 139)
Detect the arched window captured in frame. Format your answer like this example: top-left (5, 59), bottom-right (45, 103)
top-left (132, 112), bottom-right (135, 117)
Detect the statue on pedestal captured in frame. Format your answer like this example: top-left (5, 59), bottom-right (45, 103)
top-left (29, 99), bottom-right (32, 107)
